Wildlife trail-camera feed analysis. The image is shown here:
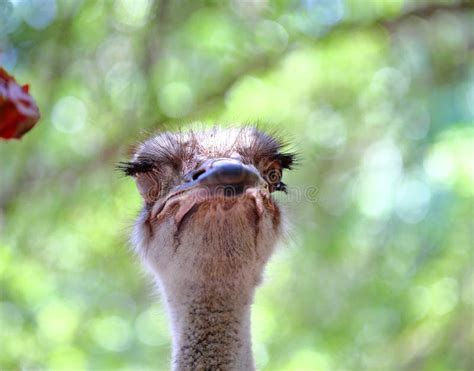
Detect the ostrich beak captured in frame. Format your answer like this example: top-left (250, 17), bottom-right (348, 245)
top-left (152, 159), bottom-right (267, 221)
top-left (192, 159), bottom-right (261, 190)
top-left (173, 158), bottom-right (264, 195)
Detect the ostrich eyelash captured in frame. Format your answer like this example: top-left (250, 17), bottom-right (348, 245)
top-left (275, 152), bottom-right (296, 170)
top-left (117, 159), bottom-right (154, 176)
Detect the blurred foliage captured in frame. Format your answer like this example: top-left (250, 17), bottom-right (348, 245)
top-left (1, 0), bottom-right (473, 370)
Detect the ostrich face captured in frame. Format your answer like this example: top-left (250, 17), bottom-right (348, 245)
top-left (122, 127), bottom-right (295, 288)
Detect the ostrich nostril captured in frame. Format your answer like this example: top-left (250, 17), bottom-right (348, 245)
top-left (191, 169), bottom-right (206, 181)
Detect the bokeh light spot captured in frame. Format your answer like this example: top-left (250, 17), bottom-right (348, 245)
top-left (135, 306), bottom-right (169, 346)
top-left (255, 20), bottom-right (289, 52)
top-left (0, 43), bottom-right (18, 70)
top-left (356, 140), bottom-right (403, 218)
top-left (37, 301), bottom-right (79, 343)
top-left (52, 96), bottom-right (87, 133)
top-left (91, 316), bottom-right (132, 352)
top-left (430, 277), bottom-right (458, 316)
top-left (159, 82), bottom-right (194, 118)
top-left (20, 0), bottom-right (57, 30)
top-left (48, 346), bottom-right (86, 370)
top-left (395, 177), bottom-right (431, 223)
top-left (307, 107), bottom-right (347, 149)
top-left (114, 0), bottom-right (152, 29)
top-left (253, 341), bottom-right (269, 369)
top-left (424, 146), bottom-right (454, 185)
top-left (251, 305), bottom-right (276, 343)
top-left (285, 348), bottom-right (333, 370)
top-left (0, 0), bottom-right (21, 35)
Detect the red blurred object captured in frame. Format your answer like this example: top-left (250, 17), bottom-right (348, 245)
top-left (0, 68), bottom-right (40, 139)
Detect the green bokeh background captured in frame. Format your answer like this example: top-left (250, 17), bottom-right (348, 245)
top-left (1, 0), bottom-right (473, 370)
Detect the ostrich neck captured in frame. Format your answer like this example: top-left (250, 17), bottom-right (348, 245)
top-left (164, 283), bottom-right (255, 371)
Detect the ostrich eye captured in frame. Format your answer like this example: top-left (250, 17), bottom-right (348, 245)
top-left (118, 159), bottom-right (178, 204)
top-left (266, 168), bottom-right (282, 185)
top-left (263, 160), bottom-right (285, 193)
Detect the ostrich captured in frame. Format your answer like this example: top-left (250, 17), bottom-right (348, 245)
top-left (121, 127), bottom-right (295, 370)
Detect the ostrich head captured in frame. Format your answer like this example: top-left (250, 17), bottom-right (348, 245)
top-left (122, 127), bottom-right (295, 370)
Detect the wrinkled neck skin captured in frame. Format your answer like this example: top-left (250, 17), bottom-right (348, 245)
top-left (164, 281), bottom-right (255, 371)
top-left (133, 195), bottom-right (281, 371)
